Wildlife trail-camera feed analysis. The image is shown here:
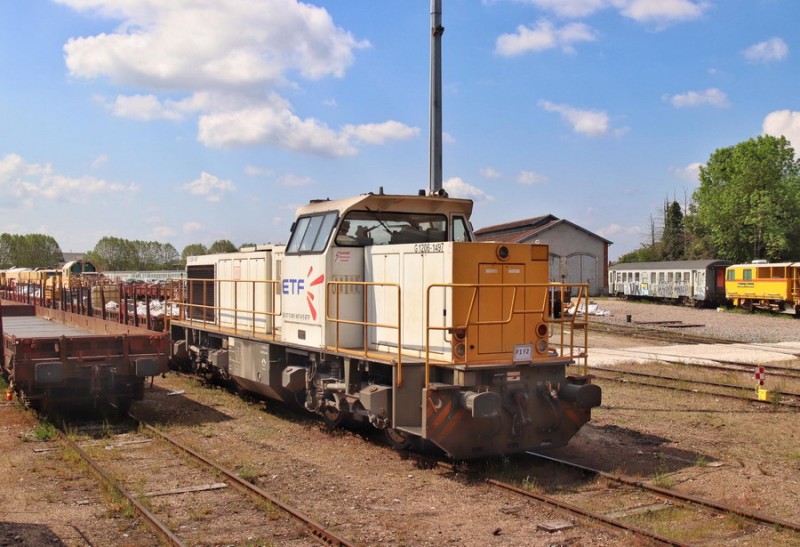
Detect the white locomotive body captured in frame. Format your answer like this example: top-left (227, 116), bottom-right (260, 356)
top-left (170, 191), bottom-right (600, 458)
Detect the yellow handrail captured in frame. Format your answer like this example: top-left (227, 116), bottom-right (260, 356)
top-left (325, 280), bottom-right (404, 385)
top-left (178, 278), bottom-right (282, 339)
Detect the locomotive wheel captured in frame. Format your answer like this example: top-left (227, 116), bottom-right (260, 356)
top-left (115, 397), bottom-right (133, 416)
top-left (385, 427), bottom-right (418, 451)
top-left (321, 394), bottom-right (345, 428)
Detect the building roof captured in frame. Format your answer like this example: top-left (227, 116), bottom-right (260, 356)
top-left (474, 215), bottom-right (612, 245)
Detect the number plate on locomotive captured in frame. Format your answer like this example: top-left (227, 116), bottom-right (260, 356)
top-left (513, 344), bottom-right (532, 362)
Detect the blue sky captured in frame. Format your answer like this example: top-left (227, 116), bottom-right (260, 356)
top-left (1, 0), bottom-right (798, 260)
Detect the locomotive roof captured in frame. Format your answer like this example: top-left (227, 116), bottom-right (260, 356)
top-left (609, 259), bottom-right (732, 271)
top-left (295, 192), bottom-right (473, 219)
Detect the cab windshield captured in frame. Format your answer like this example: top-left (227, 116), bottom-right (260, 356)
top-left (335, 211), bottom-right (447, 247)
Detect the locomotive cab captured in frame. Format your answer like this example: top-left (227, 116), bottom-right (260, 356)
top-left (172, 190), bottom-right (599, 459)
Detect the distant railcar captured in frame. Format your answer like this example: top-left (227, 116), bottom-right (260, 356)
top-left (608, 260), bottom-right (732, 307)
top-left (725, 261), bottom-right (800, 315)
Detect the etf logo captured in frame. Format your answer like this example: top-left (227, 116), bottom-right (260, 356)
top-left (282, 267), bottom-right (325, 320)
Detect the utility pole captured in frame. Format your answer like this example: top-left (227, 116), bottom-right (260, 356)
top-left (429, 0), bottom-right (444, 194)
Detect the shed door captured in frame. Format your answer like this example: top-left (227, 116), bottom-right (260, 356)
top-left (566, 254), bottom-right (598, 295)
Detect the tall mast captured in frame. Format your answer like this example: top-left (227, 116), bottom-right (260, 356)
top-left (429, 0), bottom-right (444, 194)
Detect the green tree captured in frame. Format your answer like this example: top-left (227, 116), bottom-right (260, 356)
top-left (181, 243), bottom-right (208, 262)
top-left (0, 233), bottom-right (63, 268)
top-left (693, 135), bottom-right (800, 262)
top-left (208, 239), bottom-right (238, 254)
top-left (615, 245), bottom-right (661, 263)
top-left (87, 237), bottom-right (180, 270)
top-left (160, 243), bottom-right (181, 269)
top-left (661, 200), bottom-right (685, 260)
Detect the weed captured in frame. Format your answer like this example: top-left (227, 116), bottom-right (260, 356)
top-left (188, 504), bottom-right (212, 521)
top-left (237, 464), bottom-right (260, 483)
top-left (650, 465), bottom-right (674, 488)
top-left (31, 421), bottom-right (58, 441)
top-left (695, 456), bottom-right (708, 467)
top-left (61, 446), bottom-right (82, 465)
top-left (253, 497), bottom-right (281, 520)
top-left (521, 475), bottom-right (539, 491)
top-left (102, 483), bottom-right (136, 519)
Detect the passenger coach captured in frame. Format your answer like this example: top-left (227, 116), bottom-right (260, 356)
top-left (609, 260), bottom-right (731, 307)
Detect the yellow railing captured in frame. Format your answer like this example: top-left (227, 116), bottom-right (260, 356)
top-left (424, 282), bottom-right (589, 387)
top-left (178, 278), bottom-right (282, 339)
top-left (326, 280), bottom-right (404, 384)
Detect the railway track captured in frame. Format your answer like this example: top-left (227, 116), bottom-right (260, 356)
top-left (422, 453), bottom-right (800, 546)
top-left (587, 320), bottom-right (744, 346)
top-left (57, 412), bottom-right (354, 546)
top-left (570, 363), bottom-right (800, 408)
top-left (577, 319), bottom-right (800, 406)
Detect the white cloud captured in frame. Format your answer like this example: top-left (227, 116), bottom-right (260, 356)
top-left (671, 162), bottom-right (702, 181)
top-left (109, 94), bottom-right (184, 121)
top-left (617, 0), bottom-right (709, 25)
top-left (196, 95), bottom-right (355, 155)
top-left (538, 100), bottom-right (626, 137)
top-left (180, 171), bottom-right (235, 202)
top-left (480, 167), bottom-right (502, 179)
top-left (91, 154), bottom-right (108, 169)
top-left (244, 165), bottom-right (272, 177)
top-left (55, 1), bottom-right (428, 157)
top-left (183, 221), bottom-right (203, 233)
top-left (151, 226), bottom-right (176, 238)
top-left (499, 0), bottom-right (708, 26)
top-left (342, 120), bottom-right (420, 145)
top-left (514, 0), bottom-right (608, 18)
top-left (517, 171), bottom-right (548, 185)
top-left (443, 177), bottom-right (494, 202)
top-left (59, 0), bottom-right (367, 85)
top-left (743, 38), bottom-right (789, 64)
top-left (763, 110), bottom-right (800, 156)
top-left (0, 153), bottom-right (138, 206)
top-left (495, 19), bottom-right (597, 56)
top-left (278, 174), bottom-right (314, 187)
top-left (664, 88), bottom-right (730, 108)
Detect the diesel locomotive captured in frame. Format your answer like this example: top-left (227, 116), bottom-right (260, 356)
top-left (169, 189), bottom-right (601, 459)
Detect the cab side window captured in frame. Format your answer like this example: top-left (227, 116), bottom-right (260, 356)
top-left (286, 212), bottom-right (338, 255)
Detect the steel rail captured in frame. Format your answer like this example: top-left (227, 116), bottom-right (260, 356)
top-left (129, 411), bottom-right (355, 547)
top-left (584, 369), bottom-right (800, 408)
top-left (528, 452), bottom-right (800, 533)
top-left (589, 321), bottom-right (742, 345)
top-left (56, 430), bottom-right (185, 546)
top-left (432, 459), bottom-right (690, 547)
top-left (591, 351), bottom-right (800, 381)
top-left (582, 367), bottom-right (800, 407)
top-left (583, 364), bottom-right (800, 399)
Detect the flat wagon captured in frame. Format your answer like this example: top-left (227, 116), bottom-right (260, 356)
top-left (1, 300), bottom-right (169, 412)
